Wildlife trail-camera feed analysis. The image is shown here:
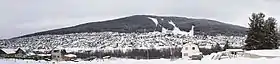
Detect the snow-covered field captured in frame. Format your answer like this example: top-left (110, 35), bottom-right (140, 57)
top-left (245, 50), bottom-right (280, 57)
top-left (2, 50), bottom-right (280, 64)
top-left (1, 57), bottom-right (280, 64)
top-left (0, 59), bottom-right (50, 64)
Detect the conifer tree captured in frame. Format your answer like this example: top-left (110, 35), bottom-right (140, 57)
top-left (213, 43), bottom-right (222, 52)
top-left (264, 17), bottom-right (278, 49)
top-left (244, 12), bottom-right (279, 50)
top-left (223, 41), bottom-right (230, 51)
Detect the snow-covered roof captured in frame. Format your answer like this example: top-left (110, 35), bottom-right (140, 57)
top-left (226, 49), bottom-right (244, 52)
top-left (27, 52), bottom-right (36, 56)
top-left (33, 49), bottom-right (51, 52)
top-left (37, 54), bottom-right (51, 56)
top-left (64, 54), bottom-right (77, 57)
top-left (182, 43), bottom-right (197, 47)
top-left (199, 45), bottom-right (213, 49)
top-left (64, 47), bottom-right (93, 53)
top-left (1, 49), bottom-right (17, 54)
top-left (53, 46), bottom-right (65, 50)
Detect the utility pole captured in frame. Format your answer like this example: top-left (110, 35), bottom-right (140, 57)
top-left (147, 49), bottom-right (149, 59)
top-left (169, 41), bottom-right (173, 60)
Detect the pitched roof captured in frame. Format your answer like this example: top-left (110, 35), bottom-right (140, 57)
top-left (37, 54), bottom-right (51, 56)
top-left (1, 49), bottom-right (17, 54)
top-left (1, 48), bottom-right (27, 54)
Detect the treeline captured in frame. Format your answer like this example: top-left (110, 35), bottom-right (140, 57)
top-left (70, 47), bottom-right (223, 60)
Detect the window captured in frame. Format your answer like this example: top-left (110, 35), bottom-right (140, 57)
top-left (53, 50), bottom-right (59, 52)
top-left (185, 47), bottom-right (188, 50)
top-left (192, 47), bottom-right (195, 50)
top-left (184, 53), bottom-right (188, 56)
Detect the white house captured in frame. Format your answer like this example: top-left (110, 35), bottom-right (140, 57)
top-left (181, 43), bottom-right (202, 59)
top-left (51, 47), bottom-right (77, 61)
top-left (51, 47), bottom-right (67, 61)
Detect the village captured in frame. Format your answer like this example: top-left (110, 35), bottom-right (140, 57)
top-left (0, 37), bottom-right (279, 64)
top-left (0, 31), bottom-right (246, 63)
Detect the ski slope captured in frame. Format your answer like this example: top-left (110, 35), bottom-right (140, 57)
top-left (147, 17), bottom-right (159, 26)
top-left (168, 21), bottom-right (194, 36)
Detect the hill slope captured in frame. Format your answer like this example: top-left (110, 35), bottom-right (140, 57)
top-left (17, 15), bottom-right (247, 38)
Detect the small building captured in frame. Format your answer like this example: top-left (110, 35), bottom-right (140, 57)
top-left (51, 47), bottom-right (77, 61)
top-left (181, 43), bottom-right (203, 60)
top-left (14, 48), bottom-right (27, 58)
top-left (0, 48), bottom-right (27, 58)
top-left (51, 48), bottom-right (67, 61)
top-left (0, 48), bottom-right (17, 57)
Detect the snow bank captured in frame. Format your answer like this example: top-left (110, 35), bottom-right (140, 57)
top-left (245, 50), bottom-right (280, 57)
top-left (1, 58), bottom-right (280, 64)
top-left (0, 59), bottom-right (51, 64)
top-left (57, 59), bottom-right (200, 64)
top-left (200, 57), bottom-right (280, 64)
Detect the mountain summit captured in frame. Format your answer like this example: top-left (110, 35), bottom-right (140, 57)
top-left (17, 15), bottom-right (247, 38)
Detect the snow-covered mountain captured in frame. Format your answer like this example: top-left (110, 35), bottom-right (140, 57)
top-left (16, 15), bottom-right (247, 38)
top-left (0, 15), bottom-right (247, 58)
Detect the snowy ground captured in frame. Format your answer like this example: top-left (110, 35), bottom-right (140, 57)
top-left (1, 50), bottom-right (280, 64)
top-left (1, 58), bottom-right (280, 64)
top-left (245, 50), bottom-right (280, 57)
top-left (0, 59), bottom-right (50, 64)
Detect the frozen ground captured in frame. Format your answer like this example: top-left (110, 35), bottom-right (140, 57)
top-left (1, 58), bottom-right (280, 64)
top-left (0, 59), bottom-right (50, 64)
top-left (1, 50), bottom-right (280, 64)
top-left (245, 50), bottom-right (280, 57)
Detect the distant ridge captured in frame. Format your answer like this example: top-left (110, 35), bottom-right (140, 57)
top-left (15, 15), bottom-right (248, 38)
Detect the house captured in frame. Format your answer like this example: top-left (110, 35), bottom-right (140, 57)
top-left (51, 47), bottom-right (77, 61)
top-left (14, 48), bottom-right (27, 58)
top-left (181, 43), bottom-right (203, 60)
top-left (51, 48), bottom-right (67, 61)
top-left (0, 48), bottom-right (27, 58)
top-left (0, 49), bottom-right (16, 57)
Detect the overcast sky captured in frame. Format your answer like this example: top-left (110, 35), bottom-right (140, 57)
top-left (0, 0), bottom-right (280, 39)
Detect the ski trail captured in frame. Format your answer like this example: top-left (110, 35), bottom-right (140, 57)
top-left (147, 17), bottom-right (159, 26)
